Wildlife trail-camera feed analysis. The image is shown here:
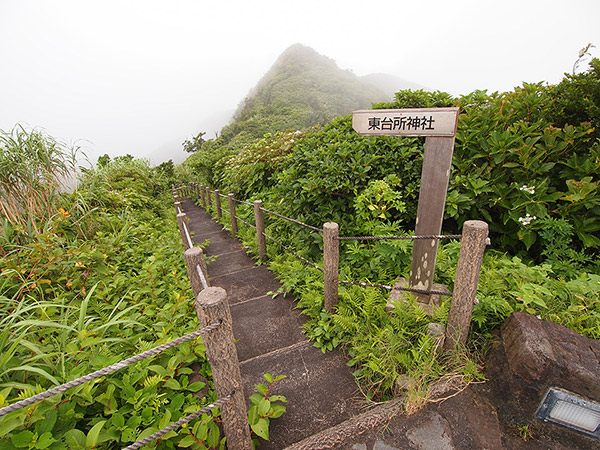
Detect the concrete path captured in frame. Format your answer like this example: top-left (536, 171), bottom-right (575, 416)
top-left (180, 197), bottom-right (365, 449)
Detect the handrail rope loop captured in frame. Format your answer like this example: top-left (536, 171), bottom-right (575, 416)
top-left (262, 231), bottom-right (324, 272)
top-left (259, 206), bottom-right (322, 233)
top-left (0, 321), bottom-right (222, 417)
top-left (122, 391), bottom-right (234, 450)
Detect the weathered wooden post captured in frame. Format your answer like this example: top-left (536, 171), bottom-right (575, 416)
top-left (194, 182), bottom-right (199, 199)
top-left (352, 107), bottom-right (459, 306)
top-left (184, 247), bottom-right (210, 294)
top-left (176, 213), bottom-right (190, 250)
top-left (444, 220), bottom-right (488, 351)
top-left (200, 185), bottom-right (206, 208)
top-left (228, 194), bottom-right (238, 235)
top-left (408, 136), bottom-right (455, 295)
top-left (254, 200), bottom-right (267, 261)
top-left (323, 222), bottom-right (339, 312)
top-left (206, 187), bottom-right (212, 208)
top-left (215, 190), bottom-right (222, 219)
top-left (174, 201), bottom-right (182, 216)
top-left (195, 287), bottom-right (252, 450)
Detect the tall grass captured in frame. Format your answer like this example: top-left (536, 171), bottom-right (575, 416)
top-left (0, 124), bottom-right (77, 236)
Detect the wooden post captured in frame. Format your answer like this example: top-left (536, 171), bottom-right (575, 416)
top-left (444, 220), bottom-right (488, 351)
top-left (409, 136), bottom-right (456, 300)
top-left (215, 190), bottom-right (222, 219)
top-left (194, 182), bottom-right (199, 199)
top-left (195, 287), bottom-right (252, 450)
top-left (184, 247), bottom-right (210, 294)
top-left (323, 222), bottom-right (339, 312)
top-left (200, 186), bottom-right (206, 208)
top-left (174, 201), bottom-right (182, 216)
top-left (206, 187), bottom-right (212, 208)
top-left (254, 200), bottom-right (266, 261)
top-left (176, 213), bottom-right (190, 250)
top-left (228, 194), bottom-right (238, 235)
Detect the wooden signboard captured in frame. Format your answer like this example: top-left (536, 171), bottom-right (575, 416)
top-left (352, 107), bottom-right (460, 302)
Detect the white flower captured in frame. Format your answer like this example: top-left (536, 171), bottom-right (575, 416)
top-left (519, 185), bottom-right (536, 194)
top-left (518, 213), bottom-right (537, 226)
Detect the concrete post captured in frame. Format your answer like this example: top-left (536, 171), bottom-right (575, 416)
top-left (323, 222), bottom-right (339, 312)
top-left (228, 194), bottom-right (238, 235)
top-left (176, 213), bottom-right (190, 250)
top-left (200, 185), bottom-right (206, 208)
top-left (254, 200), bottom-right (266, 261)
top-left (184, 247), bottom-right (210, 294)
top-left (215, 190), bottom-right (222, 219)
top-left (195, 287), bottom-right (252, 450)
top-left (444, 220), bottom-right (488, 351)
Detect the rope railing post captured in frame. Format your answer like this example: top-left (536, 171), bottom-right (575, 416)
top-left (194, 182), bottom-right (200, 199)
top-left (254, 200), bottom-right (267, 261)
top-left (444, 220), bottom-right (488, 351)
top-left (185, 247), bottom-right (210, 293)
top-left (195, 287), bottom-right (252, 450)
top-left (200, 185), bottom-right (206, 208)
top-left (215, 190), bottom-right (222, 219)
top-left (174, 200), bottom-right (182, 216)
top-left (323, 222), bottom-right (339, 312)
top-left (176, 213), bottom-right (190, 250)
top-left (228, 193), bottom-right (238, 235)
top-left (206, 187), bottom-right (212, 208)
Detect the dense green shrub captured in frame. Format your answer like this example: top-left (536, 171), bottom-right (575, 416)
top-left (0, 156), bottom-right (222, 449)
top-left (187, 62), bottom-right (600, 401)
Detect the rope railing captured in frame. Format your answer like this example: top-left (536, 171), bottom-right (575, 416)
top-left (260, 207), bottom-right (322, 233)
top-left (262, 231), bottom-right (324, 272)
top-left (232, 197), bottom-right (255, 207)
top-left (337, 279), bottom-right (452, 296)
top-left (0, 320), bottom-right (222, 417)
top-left (123, 392), bottom-right (234, 450)
top-left (236, 215), bottom-right (256, 230)
top-left (336, 234), bottom-right (462, 241)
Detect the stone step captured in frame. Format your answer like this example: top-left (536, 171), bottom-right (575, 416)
top-left (240, 341), bottom-right (364, 449)
top-left (209, 265), bottom-right (281, 304)
top-left (231, 293), bottom-right (306, 362)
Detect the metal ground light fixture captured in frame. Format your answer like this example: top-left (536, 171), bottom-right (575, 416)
top-left (535, 387), bottom-right (600, 441)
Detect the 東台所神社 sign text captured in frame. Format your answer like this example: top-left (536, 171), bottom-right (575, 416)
top-left (352, 107), bottom-right (459, 137)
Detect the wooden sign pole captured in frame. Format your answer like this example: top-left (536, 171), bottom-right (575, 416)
top-left (409, 136), bottom-right (455, 297)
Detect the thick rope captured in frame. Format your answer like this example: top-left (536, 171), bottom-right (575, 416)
top-left (122, 392), bottom-right (234, 450)
top-left (262, 232), bottom-right (324, 272)
top-left (0, 321), bottom-right (222, 417)
top-left (338, 279), bottom-right (452, 296)
top-left (196, 263), bottom-right (208, 290)
top-left (236, 215), bottom-right (256, 230)
top-left (182, 220), bottom-right (194, 249)
top-left (337, 234), bottom-right (462, 241)
top-left (232, 198), bottom-right (255, 207)
top-left (260, 207), bottom-right (322, 233)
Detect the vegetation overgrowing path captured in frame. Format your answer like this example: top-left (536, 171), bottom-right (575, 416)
top-left (179, 197), bottom-right (365, 448)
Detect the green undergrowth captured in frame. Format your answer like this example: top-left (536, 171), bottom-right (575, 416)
top-left (0, 151), bottom-right (289, 449)
top-left (189, 61), bottom-right (600, 404)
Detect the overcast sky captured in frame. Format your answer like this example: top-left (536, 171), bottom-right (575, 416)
top-left (2, 1), bottom-right (599, 166)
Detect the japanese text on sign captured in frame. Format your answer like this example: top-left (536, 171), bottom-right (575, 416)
top-left (352, 108), bottom-right (459, 137)
top-left (368, 115), bottom-right (435, 132)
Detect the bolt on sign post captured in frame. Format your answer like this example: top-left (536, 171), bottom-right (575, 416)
top-left (352, 107), bottom-right (459, 304)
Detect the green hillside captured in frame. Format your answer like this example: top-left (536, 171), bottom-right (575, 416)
top-left (198, 44), bottom-right (388, 151)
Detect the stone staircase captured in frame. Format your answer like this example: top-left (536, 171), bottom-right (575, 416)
top-left (180, 197), bottom-right (366, 448)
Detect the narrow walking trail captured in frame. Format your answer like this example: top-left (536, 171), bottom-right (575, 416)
top-left (179, 197), bottom-right (365, 449)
